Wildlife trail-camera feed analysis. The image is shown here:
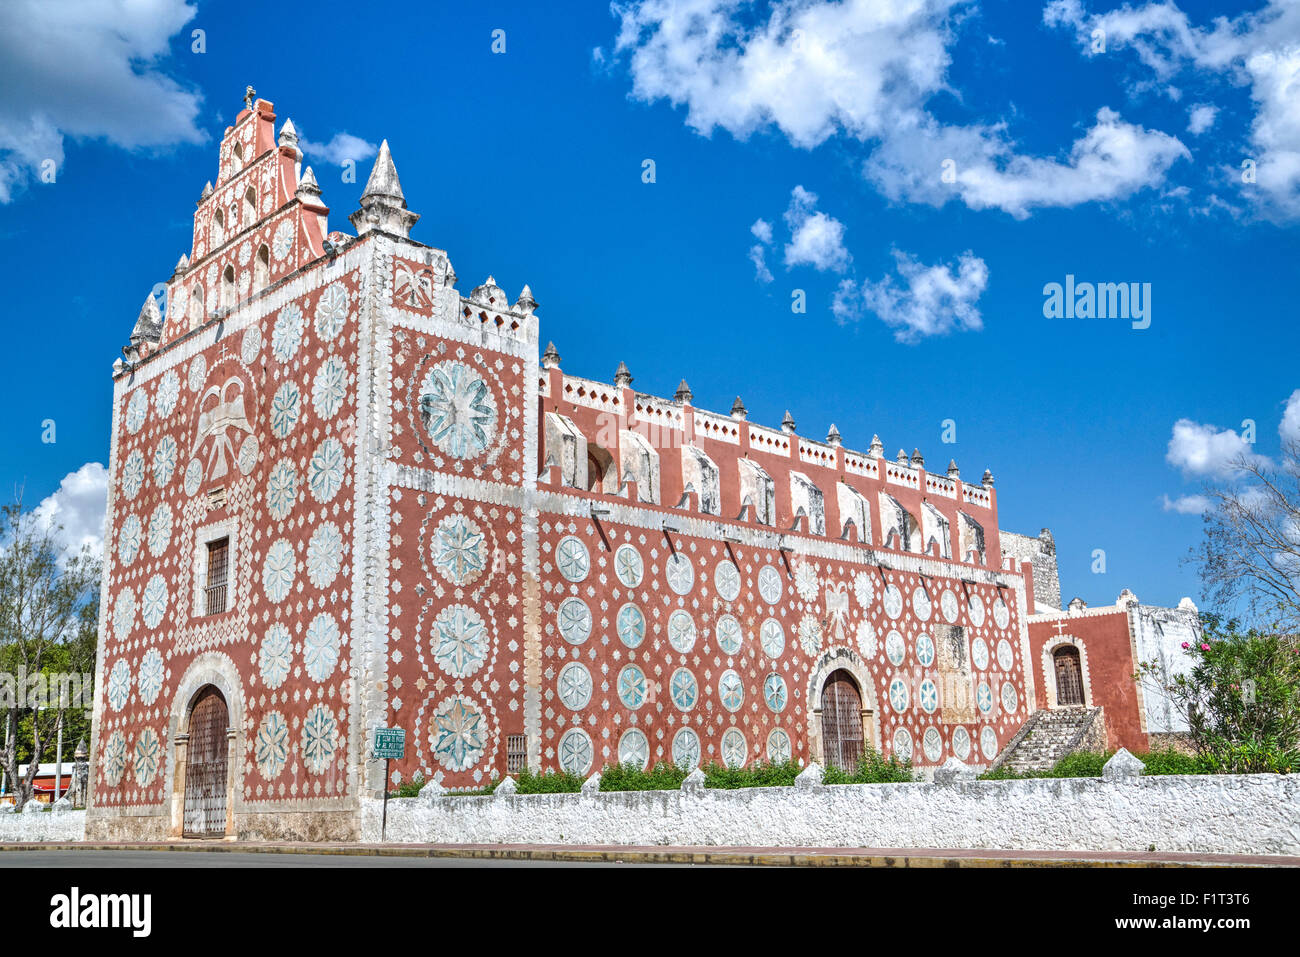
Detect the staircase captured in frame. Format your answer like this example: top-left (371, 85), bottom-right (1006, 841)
top-left (989, 707), bottom-right (1104, 775)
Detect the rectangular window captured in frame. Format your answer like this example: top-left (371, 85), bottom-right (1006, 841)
top-left (506, 735), bottom-right (526, 774)
top-left (205, 537), bottom-right (230, 616)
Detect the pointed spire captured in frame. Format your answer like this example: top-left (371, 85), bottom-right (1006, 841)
top-left (349, 140), bottom-right (419, 238)
top-left (542, 341), bottom-right (561, 369)
top-left (278, 118), bottom-right (299, 151)
top-left (911, 448), bottom-right (925, 468)
top-left (515, 284), bottom-right (538, 315)
top-left (674, 379), bottom-right (693, 405)
top-left (470, 276), bottom-right (506, 306)
top-left (868, 434), bottom-right (883, 457)
top-left (781, 410), bottom-right (796, 435)
top-left (614, 361), bottom-right (633, 388)
top-left (897, 449), bottom-right (908, 464)
top-left (981, 469), bottom-right (995, 488)
top-left (826, 424), bottom-right (842, 447)
top-left (131, 294), bottom-right (162, 343)
top-left (730, 396), bottom-right (747, 420)
top-left (198, 180), bottom-right (213, 206)
top-left (173, 253), bottom-right (190, 276)
top-left (296, 165), bottom-right (321, 202)
top-left (947, 459), bottom-right (960, 480)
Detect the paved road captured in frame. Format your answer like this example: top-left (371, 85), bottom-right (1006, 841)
top-left (0, 849), bottom-right (658, 867)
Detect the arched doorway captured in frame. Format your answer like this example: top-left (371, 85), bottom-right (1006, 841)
top-left (183, 686), bottom-right (229, 838)
top-left (1053, 647), bottom-right (1085, 707)
top-left (820, 670), bottom-right (864, 771)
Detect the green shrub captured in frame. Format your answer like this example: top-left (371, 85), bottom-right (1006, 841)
top-left (702, 760), bottom-right (803, 789)
top-left (515, 768), bottom-right (583, 794)
top-left (847, 747), bottom-right (914, 783)
top-left (1042, 750), bottom-right (1111, 778)
top-left (599, 761), bottom-right (688, 792)
top-left (1137, 747), bottom-right (1212, 776)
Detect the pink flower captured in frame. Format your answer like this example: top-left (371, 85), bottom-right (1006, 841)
top-left (1201, 643), bottom-right (1211, 651)
top-left (1181, 642), bottom-right (1190, 649)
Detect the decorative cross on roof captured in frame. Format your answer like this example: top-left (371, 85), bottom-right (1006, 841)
top-left (244, 86), bottom-right (256, 110)
top-left (1053, 620), bottom-right (1069, 635)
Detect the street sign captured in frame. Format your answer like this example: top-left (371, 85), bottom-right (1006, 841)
top-left (373, 727), bottom-right (405, 760)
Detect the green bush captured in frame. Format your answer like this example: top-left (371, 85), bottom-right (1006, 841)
top-left (599, 762), bottom-right (688, 791)
top-left (515, 768), bottom-right (584, 793)
top-left (701, 760), bottom-right (803, 789)
top-left (1137, 747), bottom-right (1212, 776)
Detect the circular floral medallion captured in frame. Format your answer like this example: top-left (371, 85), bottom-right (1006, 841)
top-left (265, 460), bottom-right (297, 520)
top-left (618, 729), bottom-right (650, 770)
top-left (141, 574), bottom-right (168, 630)
top-left (262, 538), bottom-right (296, 603)
top-left (137, 648), bottom-right (164, 704)
top-left (184, 458), bottom-right (203, 496)
top-left (103, 731), bottom-right (127, 786)
top-left (856, 619), bottom-right (878, 658)
top-left (667, 609), bottom-right (697, 653)
top-left (940, 589), bottom-right (959, 624)
top-left (665, 553), bottom-right (694, 595)
top-left (556, 597), bottom-right (592, 645)
top-left (188, 355), bottom-right (207, 392)
top-left (912, 586), bottom-right (932, 622)
top-left (883, 583), bottom-right (904, 620)
top-left (997, 638), bottom-right (1015, 672)
top-left (241, 327), bottom-right (262, 365)
top-left (971, 637), bottom-right (990, 671)
top-left (147, 502), bottom-right (172, 557)
top-left (885, 629), bottom-right (906, 666)
top-left (156, 370), bottom-right (180, 417)
top-left (118, 515), bottom-right (142, 566)
top-left (121, 450), bottom-right (145, 500)
top-left (853, 570), bottom-right (875, 609)
top-left (304, 612), bottom-right (341, 681)
top-left (614, 602), bottom-right (647, 648)
top-left (721, 728), bottom-right (747, 768)
top-left (617, 664), bottom-right (648, 709)
top-left (302, 702), bottom-right (340, 774)
top-left (889, 677), bottom-right (909, 713)
top-left (418, 360), bottom-right (498, 459)
top-left (431, 514), bottom-right (486, 586)
top-left (259, 623), bottom-right (292, 689)
top-left (892, 728), bottom-right (914, 762)
top-left (916, 633), bottom-right (935, 668)
top-left (977, 681), bottom-right (993, 715)
top-left (669, 668), bottom-right (697, 711)
top-left (107, 659), bottom-right (131, 711)
top-left (152, 435), bottom-right (177, 488)
top-left (763, 673), bottom-right (788, 713)
top-left (555, 536), bottom-right (589, 582)
top-left (672, 728), bottom-right (701, 770)
top-left (919, 679), bottom-right (939, 713)
top-left (307, 437), bottom-right (345, 502)
top-left (112, 589), bottom-right (136, 644)
top-left (126, 388), bottom-right (148, 434)
top-left (306, 522), bottom-right (343, 589)
top-left (1001, 681), bottom-right (1019, 715)
top-left (759, 618), bottom-right (785, 658)
top-left (556, 662), bottom-right (592, 711)
top-left (558, 728), bottom-right (593, 775)
top-left (714, 560), bottom-right (741, 601)
top-left (269, 380), bottom-right (301, 439)
top-left (429, 695), bottom-right (487, 772)
top-left (715, 614), bottom-right (743, 655)
top-left (952, 726), bottom-right (972, 761)
top-left (923, 727), bottom-right (943, 763)
top-left (993, 597), bottom-right (1010, 630)
top-left (980, 726), bottom-right (999, 760)
top-left (271, 303), bottom-right (304, 362)
top-left (968, 594), bottom-right (986, 627)
top-left (797, 614), bottom-right (822, 656)
top-left (767, 729), bottom-right (792, 764)
top-left (794, 562), bottom-right (819, 603)
top-left (718, 669), bottom-right (744, 712)
top-left (272, 221), bottom-right (295, 260)
top-left (757, 564), bottom-right (783, 605)
top-left (133, 728), bottom-right (160, 787)
top-left (314, 283), bottom-right (348, 340)
top-left (255, 712), bottom-right (289, 780)
top-left (613, 544), bottom-right (643, 588)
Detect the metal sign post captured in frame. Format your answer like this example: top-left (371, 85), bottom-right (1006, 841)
top-left (372, 727), bottom-right (406, 842)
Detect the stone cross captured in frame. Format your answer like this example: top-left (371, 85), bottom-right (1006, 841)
top-left (244, 86), bottom-right (256, 110)
top-left (1053, 620), bottom-right (1068, 635)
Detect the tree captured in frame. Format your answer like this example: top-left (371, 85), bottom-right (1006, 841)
top-left (1195, 439), bottom-right (1300, 630)
top-left (0, 497), bottom-right (101, 808)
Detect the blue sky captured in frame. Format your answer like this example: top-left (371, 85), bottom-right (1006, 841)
top-left (2, 0), bottom-right (1298, 611)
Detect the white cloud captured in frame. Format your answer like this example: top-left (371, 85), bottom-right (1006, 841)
top-left (31, 462), bottom-right (108, 560)
top-left (750, 218), bottom-right (773, 244)
top-left (1280, 389), bottom-right (1300, 444)
top-left (0, 0), bottom-right (204, 203)
top-left (1165, 418), bottom-right (1267, 478)
top-left (299, 131), bottom-right (378, 167)
top-left (1161, 493), bottom-right (1211, 515)
top-left (607, 0), bottom-right (1186, 217)
top-left (833, 249), bottom-right (988, 342)
top-left (748, 217), bottom-right (774, 282)
top-left (1045, 0), bottom-right (1300, 220)
top-left (781, 186), bottom-right (850, 271)
top-left (1187, 103), bottom-right (1218, 135)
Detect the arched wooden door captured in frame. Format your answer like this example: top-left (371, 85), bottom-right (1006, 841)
top-left (183, 687), bottom-right (229, 838)
top-left (820, 670), bottom-right (864, 771)
top-left (1054, 647), bottom-right (1085, 706)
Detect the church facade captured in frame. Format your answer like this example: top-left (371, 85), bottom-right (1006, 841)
top-left (87, 95), bottom-right (1156, 842)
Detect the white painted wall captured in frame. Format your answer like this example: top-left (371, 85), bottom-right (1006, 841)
top-left (1133, 603), bottom-right (1201, 733)
top-left (364, 774), bottom-right (1300, 856)
top-left (0, 808), bottom-right (86, 843)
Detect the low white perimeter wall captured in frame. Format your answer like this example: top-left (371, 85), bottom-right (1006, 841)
top-left (362, 775), bottom-right (1300, 855)
top-left (0, 810), bottom-right (86, 843)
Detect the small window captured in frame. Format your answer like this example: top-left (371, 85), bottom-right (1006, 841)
top-left (243, 186), bottom-right (255, 225)
top-left (253, 244), bottom-right (270, 292)
top-left (221, 265), bottom-right (236, 311)
top-left (205, 537), bottom-right (230, 616)
top-left (506, 735), bottom-right (526, 774)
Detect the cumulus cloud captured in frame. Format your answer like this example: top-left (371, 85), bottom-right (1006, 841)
top-left (1280, 389), bottom-right (1300, 445)
top-left (607, 0), bottom-right (1187, 217)
top-left (1165, 418), bottom-right (1267, 478)
top-left (298, 131), bottom-right (378, 168)
top-left (0, 0), bottom-right (204, 203)
top-left (781, 186), bottom-right (850, 271)
top-left (1045, 0), bottom-right (1300, 220)
top-left (1161, 493), bottom-right (1211, 515)
top-left (31, 462), bottom-right (108, 560)
top-left (833, 249), bottom-right (988, 343)
top-left (1187, 103), bottom-right (1218, 135)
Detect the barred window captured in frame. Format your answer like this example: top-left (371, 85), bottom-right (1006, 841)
top-left (205, 537), bottom-right (229, 616)
top-left (506, 735), bottom-right (526, 774)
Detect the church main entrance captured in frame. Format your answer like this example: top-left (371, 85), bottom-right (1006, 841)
top-left (1054, 647), bottom-right (1085, 707)
top-left (183, 686), bottom-right (229, 838)
top-left (820, 670), bottom-right (864, 771)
